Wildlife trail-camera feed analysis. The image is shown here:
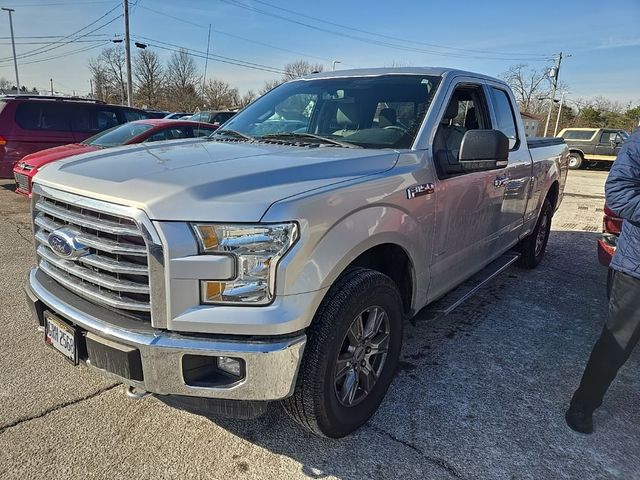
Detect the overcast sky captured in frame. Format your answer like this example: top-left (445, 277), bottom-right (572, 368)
top-left (1, 0), bottom-right (638, 107)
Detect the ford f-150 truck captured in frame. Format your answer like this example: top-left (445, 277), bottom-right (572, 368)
top-left (25, 68), bottom-right (568, 438)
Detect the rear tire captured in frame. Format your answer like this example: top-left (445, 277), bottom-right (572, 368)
top-left (568, 152), bottom-right (583, 170)
top-left (517, 198), bottom-right (553, 269)
top-left (282, 267), bottom-right (403, 438)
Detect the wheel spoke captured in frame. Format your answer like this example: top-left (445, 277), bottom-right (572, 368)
top-left (360, 363), bottom-right (378, 394)
top-left (367, 332), bottom-right (390, 357)
top-left (340, 369), bottom-right (359, 406)
top-left (335, 353), bottom-right (352, 381)
top-left (363, 307), bottom-right (385, 340)
top-left (347, 315), bottom-right (364, 345)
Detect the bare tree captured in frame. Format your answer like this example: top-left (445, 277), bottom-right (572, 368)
top-left (239, 90), bottom-right (256, 108)
top-left (260, 78), bottom-right (282, 95)
top-left (500, 64), bottom-right (552, 115)
top-left (134, 49), bottom-right (164, 109)
top-left (165, 49), bottom-right (201, 111)
top-left (282, 60), bottom-right (324, 81)
top-left (203, 78), bottom-right (239, 109)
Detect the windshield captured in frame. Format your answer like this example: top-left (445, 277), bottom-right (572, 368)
top-left (82, 123), bottom-right (154, 147)
top-left (218, 74), bottom-right (441, 149)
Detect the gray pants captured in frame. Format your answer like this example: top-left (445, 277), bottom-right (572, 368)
top-left (571, 269), bottom-right (640, 413)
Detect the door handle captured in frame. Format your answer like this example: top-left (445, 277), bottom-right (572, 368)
top-left (494, 175), bottom-right (508, 188)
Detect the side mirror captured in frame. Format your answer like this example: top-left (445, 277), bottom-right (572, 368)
top-left (459, 129), bottom-right (509, 171)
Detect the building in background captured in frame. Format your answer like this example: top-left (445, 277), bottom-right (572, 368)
top-left (520, 112), bottom-right (540, 137)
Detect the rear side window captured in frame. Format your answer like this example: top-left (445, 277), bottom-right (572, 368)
top-left (70, 106), bottom-right (120, 133)
top-left (15, 102), bottom-right (70, 131)
top-left (124, 109), bottom-right (151, 122)
top-left (212, 112), bottom-right (234, 124)
top-left (189, 112), bottom-right (206, 122)
top-left (562, 130), bottom-right (596, 140)
top-left (490, 88), bottom-right (518, 149)
top-left (146, 126), bottom-right (190, 142)
top-left (193, 126), bottom-right (215, 137)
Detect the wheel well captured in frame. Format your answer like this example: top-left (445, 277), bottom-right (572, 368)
top-left (569, 149), bottom-right (584, 159)
top-left (547, 181), bottom-right (560, 211)
top-left (348, 243), bottom-right (413, 315)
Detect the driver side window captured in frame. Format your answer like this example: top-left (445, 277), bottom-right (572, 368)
top-left (433, 84), bottom-right (490, 178)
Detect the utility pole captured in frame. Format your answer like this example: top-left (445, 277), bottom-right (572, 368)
top-left (553, 91), bottom-right (568, 137)
top-left (123, 0), bottom-right (133, 106)
top-left (89, 79), bottom-right (94, 98)
top-left (1, 8), bottom-right (20, 92)
top-left (50, 78), bottom-right (54, 95)
top-left (544, 52), bottom-right (567, 137)
top-left (201, 24), bottom-right (211, 98)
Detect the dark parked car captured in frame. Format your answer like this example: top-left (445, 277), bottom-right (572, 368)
top-left (13, 119), bottom-right (217, 196)
top-left (0, 95), bottom-right (151, 177)
top-left (557, 127), bottom-right (630, 170)
top-left (144, 110), bottom-right (171, 119)
top-left (188, 110), bottom-right (236, 127)
top-left (164, 112), bottom-right (193, 120)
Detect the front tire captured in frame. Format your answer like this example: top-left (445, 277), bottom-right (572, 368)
top-left (568, 152), bottom-right (583, 170)
top-left (517, 198), bottom-right (553, 269)
top-left (282, 267), bottom-right (403, 438)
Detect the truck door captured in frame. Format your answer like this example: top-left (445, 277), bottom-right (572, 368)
top-left (428, 82), bottom-right (508, 300)
top-left (486, 85), bottom-right (533, 248)
top-left (594, 130), bottom-right (622, 160)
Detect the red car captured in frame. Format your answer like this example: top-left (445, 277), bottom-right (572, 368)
top-left (0, 95), bottom-right (151, 178)
top-left (597, 204), bottom-right (622, 267)
top-left (13, 119), bottom-right (217, 196)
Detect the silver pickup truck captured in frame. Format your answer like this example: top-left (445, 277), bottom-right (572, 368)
top-left (25, 67), bottom-right (568, 438)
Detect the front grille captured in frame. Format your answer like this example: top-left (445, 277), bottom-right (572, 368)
top-left (14, 172), bottom-right (29, 192)
top-left (34, 194), bottom-right (151, 321)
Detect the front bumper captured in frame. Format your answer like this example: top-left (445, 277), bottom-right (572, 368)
top-left (597, 234), bottom-right (617, 267)
top-left (26, 267), bottom-right (306, 401)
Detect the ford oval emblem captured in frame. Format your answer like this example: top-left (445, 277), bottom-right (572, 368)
top-left (47, 228), bottom-right (88, 259)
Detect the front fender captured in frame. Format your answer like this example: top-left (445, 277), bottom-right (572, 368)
top-left (274, 205), bottom-right (427, 304)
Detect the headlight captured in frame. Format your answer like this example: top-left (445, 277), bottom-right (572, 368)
top-left (192, 223), bottom-right (298, 305)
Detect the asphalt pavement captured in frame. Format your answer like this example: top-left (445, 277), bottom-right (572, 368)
top-left (1, 169), bottom-right (638, 480)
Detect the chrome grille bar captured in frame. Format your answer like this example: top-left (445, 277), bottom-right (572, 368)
top-left (39, 260), bottom-right (151, 312)
top-left (33, 190), bottom-right (153, 320)
top-left (37, 246), bottom-right (149, 294)
top-left (35, 198), bottom-right (141, 237)
top-left (35, 216), bottom-right (147, 256)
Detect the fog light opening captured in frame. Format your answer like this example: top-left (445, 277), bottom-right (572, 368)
top-left (217, 356), bottom-right (243, 377)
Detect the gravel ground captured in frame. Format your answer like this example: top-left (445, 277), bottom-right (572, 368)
top-left (0, 169), bottom-right (638, 480)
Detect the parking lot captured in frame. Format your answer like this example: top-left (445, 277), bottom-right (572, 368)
top-left (0, 168), bottom-right (638, 480)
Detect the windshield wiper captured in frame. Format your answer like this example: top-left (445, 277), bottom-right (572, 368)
top-left (259, 132), bottom-right (360, 148)
top-left (213, 129), bottom-right (256, 141)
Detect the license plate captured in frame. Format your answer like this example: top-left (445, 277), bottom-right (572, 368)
top-left (45, 313), bottom-right (78, 365)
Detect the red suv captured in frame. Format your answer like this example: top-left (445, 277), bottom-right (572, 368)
top-left (0, 95), bottom-right (151, 178)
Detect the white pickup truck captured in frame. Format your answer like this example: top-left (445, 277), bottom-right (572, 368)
top-left (25, 67), bottom-right (568, 438)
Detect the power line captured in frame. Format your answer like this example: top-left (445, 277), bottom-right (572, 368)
top-left (250, 0), bottom-right (552, 59)
top-left (0, 14), bottom-right (120, 63)
top-left (1, 1), bottom-right (113, 6)
top-left (219, 0), bottom-right (555, 62)
top-left (136, 36), bottom-right (285, 74)
top-left (138, 4), bottom-right (343, 66)
top-left (8, 42), bottom-right (110, 66)
top-left (0, 3), bottom-right (120, 62)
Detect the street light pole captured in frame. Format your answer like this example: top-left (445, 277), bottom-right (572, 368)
top-left (1, 8), bottom-right (20, 92)
top-left (553, 91), bottom-right (568, 137)
top-left (123, 0), bottom-right (133, 106)
top-left (332, 60), bottom-right (341, 71)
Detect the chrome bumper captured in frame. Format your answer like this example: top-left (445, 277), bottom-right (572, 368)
top-left (26, 267), bottom-right (306, 401)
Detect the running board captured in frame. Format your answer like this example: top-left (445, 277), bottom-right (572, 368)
top-left (419, 252), bottom-right (520, 321)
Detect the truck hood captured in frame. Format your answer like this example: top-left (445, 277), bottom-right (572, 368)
top-left (34, 139), bottom-right (398, 222)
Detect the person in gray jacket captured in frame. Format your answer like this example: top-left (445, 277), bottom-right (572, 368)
top-left (566, 129), bottom-right (640, 434)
